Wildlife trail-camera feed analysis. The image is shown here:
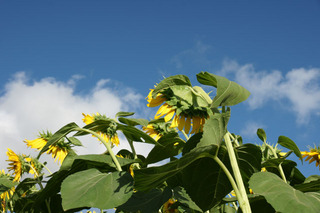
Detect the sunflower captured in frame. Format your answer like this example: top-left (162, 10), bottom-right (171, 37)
top-left (82, 113), bottom-right (120, 146)
top-left (143, 124), bottom-right (162, 141)
top-left (301, 146), bottom-right (320, 169)
top-left (147, 89), bottom-right (208, 135)
top-left (162, 198), bottom-right (178, 213)
top-left (6, 149), bottom-right (24, 182)
top-left (0, 170), bottom-right (15, 212)
top-left (24, 131), bottom-right (71, 164)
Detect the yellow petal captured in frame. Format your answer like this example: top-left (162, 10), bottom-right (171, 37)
top-left (170, 115), bottom-right (179, 128)
top-left (184, 117), bottom-right (191, 134)
top-left (164, 109), bottom-right (175, 122)
top-left (178, 115), bottom-right (186, 131)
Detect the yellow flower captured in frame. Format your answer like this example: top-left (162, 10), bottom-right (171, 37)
top-left (24, 138), bottom-right (47, 151)
top-left (162, 198), bottom-right (178, 213)
top-left (301, 150), bottom-right (320, 169)
top-left (146, 89), bottom-right (166, 107)
top-left (6, 149), bottom-right (23, 182)
top-left (142, 124), bottom-right (162, 141)
top-left (82, 113), bottom-right (96, 125)
top-left (147, 89), bottom-right (208, 135)
top-left (0, 170), bottom-right (15, 212)
top-left (82, 113), bottom-right (120, 146)
top-left (24, 132), bottom-right (71, 164)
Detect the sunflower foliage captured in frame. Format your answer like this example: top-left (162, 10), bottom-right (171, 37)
top-left (1, 72), bottom-right (320, 213)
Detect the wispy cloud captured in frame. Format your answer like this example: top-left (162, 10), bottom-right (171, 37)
top-left (219, 59), bottom-right (320, 124)
top-left (171, 40), bottom-right (211, 69)
top-left (0, 72), bottom-right (151, 172)
top-left (240, 121), bottom-right (265, 140)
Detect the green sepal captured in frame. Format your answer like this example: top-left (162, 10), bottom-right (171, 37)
top-left (115, 111), bottom-right (135, 118)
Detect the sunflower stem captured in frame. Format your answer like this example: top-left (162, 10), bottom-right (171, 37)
top-left (212, 155), bottom-right (241, 208)
top-left (78, 128), bottom-right (122, 171)
top-left (39, 162), bottom-right (52, 175)
top-left (264, 142), bottom-right (287, 182)
top-left (181, 130), bottom-right (190, 140)
top-left (224, 133), bottom-right (251, 213)
top-left (26, 163), bottom-right (52, 213)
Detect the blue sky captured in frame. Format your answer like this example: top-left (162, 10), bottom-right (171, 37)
top-left (0, 0), bottom-right (320, 186)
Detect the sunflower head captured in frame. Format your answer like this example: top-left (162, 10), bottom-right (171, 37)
top-left (147, 84), bottom-right (211, 135)
top-left (143, 119), bottom-right (176, 141)
top-left (162, 198), bottom-right (178, 213)
top-left (6, 149), bottom-right (34, 182)
top-left (25, 131), bottom-right (72, 164)
top-left (301, 144), bottom-right (320, 169)
top-left (82, 113), bottom-right (120, 146)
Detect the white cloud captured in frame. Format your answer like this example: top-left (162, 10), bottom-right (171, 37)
top-left (0, 72), bottom-right (152, 173)
top-left (240, 121), bottom-right (265, 140)
top-left (219, 60), bottom-right (320, 124)
top-left (171, 40), bottom-right (211, 69)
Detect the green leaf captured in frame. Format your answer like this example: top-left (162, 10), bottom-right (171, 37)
top-left (61, 169), bottom-right (134, 210)
top-left (115, 111), bottom-right (135, 118)
top-left (66, 136), bottom-right (83, 146)
top-left (134, 145), bottom-right (218, 192)
top-left (181, 146), bottom-right (233, 211)
top-left (197, 109), bottom-right (230, 147)
top-left (153, 75), bottom-right (192, 96)
top-left (235, 143), bottom-right (262, 187)
top-left (249, 172), bottom-right (320, 213)
top-left (117, 187), bottom-right (172, 212)
top-left (173, 186), bottom-right (203, 212)
top-left (117, 123), bottom-right (161, 145)
top-left (38, 122), bottom-right (80, 156)
top-left (256, 128), bottom-right (267, 143)
top-left (74, 120), bottom-right (112, 136)
top-left (196, 72), bottom-right (250, 107)
top-left (0, 176), bottom-right (16, 193)
top-left (278, 136), bottom-right (303, 163)
top-left (118, 117), bottom-right (149, 126)
top-left (145, 133), bottom-right (185, 165)
top-left (294, 175), bottom-right (320, 192)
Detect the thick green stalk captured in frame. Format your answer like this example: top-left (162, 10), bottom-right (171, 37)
top-left (78, 128), bottom-right (122, 171)
top-left (212, 155), bottom-right (242, 205)
top-left (224, 133), bottom-right (251, 213)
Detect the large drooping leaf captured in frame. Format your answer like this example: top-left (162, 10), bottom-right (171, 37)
top-left (249, 172), bottom-right (320, 213)
top-left (61, 169), bottom-right (134, 210)
top-left (152, 75), bottom-right (192, 96)
top-left (117, 187), bottom-right (172, 212)
top-left (277, 136), bottom-right (303, 163)
top-left (145, 133), bottom-right (185, 165)
top-left (38, 122), bottom-right (80, 156)
top-left (196, 72), bottom-right (250, 107)
top-left (134, 145), bottom-right (218, 192)
top-left (173, 186), bottom-right (203, 212)
top-left (181, 146), bottom-right (232, 211)
top-left (34, 154), bottom-right (138, 207)
top-left (235, 143), bottom-right (262, 187)
top-left (196, 109), bottom-right (230, 148)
